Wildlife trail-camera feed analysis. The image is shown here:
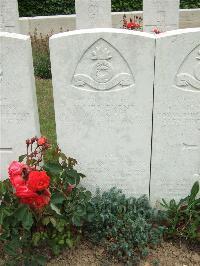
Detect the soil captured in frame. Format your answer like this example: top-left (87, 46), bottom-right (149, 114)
top-left (0, 239), bottom-right (199, 266)
top-left (48, 240), bottom-right (200, 266)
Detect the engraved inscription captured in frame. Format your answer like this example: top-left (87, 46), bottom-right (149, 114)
top-left (0, 0), bottom-right (19, 32)
top-left (72, 39), bottom-right (135, 91)
top-left (88, 0), bottom-right (98, 19)
top-left (176, 46), bottom-right (200, 91)
top-left (0, 97), bottom-right (30, 123)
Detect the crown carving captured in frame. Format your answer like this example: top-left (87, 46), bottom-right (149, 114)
top-left (91, 46), bottom-right (112, 60)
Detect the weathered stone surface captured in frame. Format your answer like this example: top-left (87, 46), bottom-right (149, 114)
top-left (151, 28), bottom-right (200, 203)
top-left (50, 29), bottom-right (155, 197)
top-left (75, 0), bottom-right (112, 29)
top-left (0, 0), bottom-right (19, 33)
top-left (143, 0), bottom-right (180, 33)
top-left (0, 32), bottom-right (40, 180)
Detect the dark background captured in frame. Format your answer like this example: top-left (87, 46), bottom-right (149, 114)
top-left (18, 0), bottom-right (200, 17)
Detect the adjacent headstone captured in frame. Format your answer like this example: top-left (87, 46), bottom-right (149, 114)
top-left (75, 0), bottom-right (112, 29)
top-left (0, 0), bottom-right (20, 33)
top-left (151, 28), bottom-right (200, 203)
top-left (50, 29), bottom-right (155, 197)
top-left (0, 32), bottom-right (40, 180)
top-left (143, 0), bottom-right (180, 33)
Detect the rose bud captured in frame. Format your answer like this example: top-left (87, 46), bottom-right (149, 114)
top-left (66, 184), bottom-right (75, 193)
top-left (37, 137), bottom-right (47, 146)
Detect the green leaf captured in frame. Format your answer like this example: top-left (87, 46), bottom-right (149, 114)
top-left (42, 216), bottom-right (50, 225)
top-left (50, 217), bottom-right (57, 227)
top-left (4, 240), bottom-right (20, 256)
top-left (15, 205), bottom-right (33, 230)
top-left (0, 182), bottom-right (7, 195)
top-left (18, 154), bottom-right (27, 162)
top-left (22, 210), bottom-right (33, 230)
top-left (32, 232), bottom-right (41, 246)
top-left (51, 192), bottom-right (66, 204)
top-left (61, 168), bottom-right (78, 184)
top-left (0, 207), bottom-right (13, 224)
top-left (65, 238), bottom-right (73, 248)
top-left (72, 215), bottom-right (82, 226)
top-left (50, 203), bottom-right (61, 215)
top-left (189, 181), bottom-right (199, 202)
top-left (43, 162), bottom-right (62, 177)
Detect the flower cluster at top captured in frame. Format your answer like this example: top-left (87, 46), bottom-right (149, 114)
top-left (123, 14), bottom-right (142, 30)
top-left (8, 137), bottom-right (51, 209)
top-left (152, 27), bottom-right (161, 34)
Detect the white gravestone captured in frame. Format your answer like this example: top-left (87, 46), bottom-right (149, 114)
top-left (143, 0), bottom-right (180, 33)
top-left (0, 32), bottom-right (40, 180)
top-left (50, 29), bottom-right (155, 197)
top-left (151, 28), bottom-right (200, 203)
top-left (0, 0), bottom-right (20, 33)
top-left (75, 0), bottom-right (112, 29)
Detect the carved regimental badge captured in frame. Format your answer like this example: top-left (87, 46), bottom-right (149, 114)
top-left (72, 39), bottom-right (135, 91)
top-left (175, 47), bottom-right (200, 91)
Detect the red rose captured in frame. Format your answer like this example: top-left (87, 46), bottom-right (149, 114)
top-left (15, 185), bottom-right (38, 198)
top-left (8, 161), bottom-right (26, 177)
top-left (27, 171), bottom-right (50, 192)
top-left (17, 187), bottom-right (51, 209)
top-left (10, 175), bottom-right (26, 188)
top-left (127, 22), bottom-right (134, 29)
top-left (37, 137), bottom-right (47, 146)
top-left (33, 190), bottom-right (51, 209)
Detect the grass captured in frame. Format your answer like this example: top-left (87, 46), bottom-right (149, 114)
top-left (35, 79), bottom-right (56, 147)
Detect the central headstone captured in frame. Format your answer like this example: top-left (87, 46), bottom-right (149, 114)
top-left (75, 0), bottom-right (112, 29)
top-left (0, 32), bottom-right (40, 180)
top-left (0, 0), bottom-right (19, 33)
top-left (143, 0), bottom-right (180, 33)
top-left (50, 29), bottom-right (155, 197)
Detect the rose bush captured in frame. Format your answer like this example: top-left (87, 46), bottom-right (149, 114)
top-left (0, 136), bottom-right (92, 265)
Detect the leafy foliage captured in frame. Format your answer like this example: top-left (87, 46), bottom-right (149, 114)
top-left (31, 31), bottom-right (52, 79)
top-left (85, 188), bottom-right (165, 264)
top-left (18, 0), bottom-right (200, 17)
top-left (161, 181), bottom-right (200, 242)
top-left (0, 138), bottom-right (92, 265)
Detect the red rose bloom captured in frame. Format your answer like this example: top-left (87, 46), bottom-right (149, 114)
top-left (127, 22), bottom-right (134, 29)
top-left (37, 137), bottom-right (47, 146)
top-left (8, 161), bottom-right (26, 177)
top-left (10, 175), bottom-right (26, 188)
top-left (17, 187), bottom-right (51, 209)
top-left (27, 171), bottom-right (50, 192)
top-left (32, 189), bottom-right (51, 209)
top-left (15, 185), bottom-right (38, 198)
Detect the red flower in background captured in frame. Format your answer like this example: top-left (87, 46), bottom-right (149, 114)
top-left (27, 171), bottom-right (50, 192)
top-left (152, 27), bottom-right (161, 34)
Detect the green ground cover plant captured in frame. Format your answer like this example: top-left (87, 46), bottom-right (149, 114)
top-left (161, 181), bottom-right (200, 242)
top-left (18, 0), bottom-right (200, 17)
top-left (85, 188), bottom-right (166, 264)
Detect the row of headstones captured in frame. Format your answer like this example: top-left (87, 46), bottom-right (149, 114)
top-left (1, 27), bottom-right (200, 204)
top-left (0, 0), bottom-right (180, 33)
